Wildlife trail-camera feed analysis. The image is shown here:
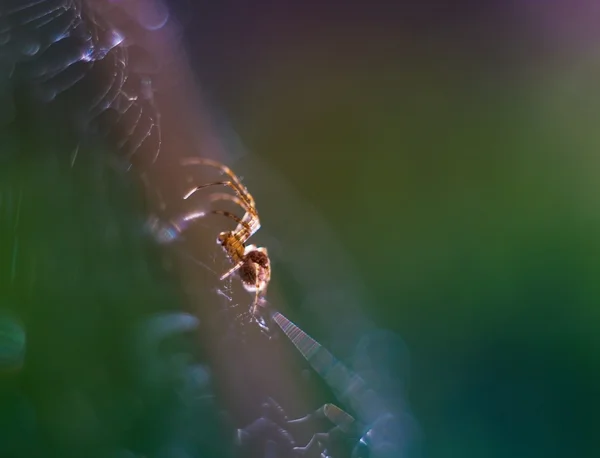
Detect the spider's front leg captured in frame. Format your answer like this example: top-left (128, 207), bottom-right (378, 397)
top-left (208, 192), bottom-right (261, 237)
top-left (180, 157), bottom-right (256, 209)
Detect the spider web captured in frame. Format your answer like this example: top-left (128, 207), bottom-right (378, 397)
top-left (0, 0), bottom-right (163, 168)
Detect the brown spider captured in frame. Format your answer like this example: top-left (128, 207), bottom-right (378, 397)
top-left (180, 157), bottom-right (271, 319)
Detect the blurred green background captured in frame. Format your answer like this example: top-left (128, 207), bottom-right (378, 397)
top-left (184, 3), bottom-right (599, 456)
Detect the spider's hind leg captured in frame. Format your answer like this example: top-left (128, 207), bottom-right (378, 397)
top-left (220, 260), bottom-right (244, 281)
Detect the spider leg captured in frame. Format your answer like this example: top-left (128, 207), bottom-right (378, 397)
top-left (183, 180), bottom-right (252, 210)
top-left (210, 210), bottom-right (253, 238)
top-left (170, 209), bottom-right (208, 233)
top-left (146, 210), bottom-right (208, 244)
top-left (220, 260), bottom-right (244, 281)
top-left (208, 192), bottom-right (254, 217)
top-left (209, 192), bottom-right (260, 235)
top-left (181, 157), bottom-right (250, 197)
top-left (251, 289), bottom-right (260, 317)
top-left (181, 157), bottom-right (256, 207)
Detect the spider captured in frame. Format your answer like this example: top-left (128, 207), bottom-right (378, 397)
top-left (180, 157), bottom-right (271, 323)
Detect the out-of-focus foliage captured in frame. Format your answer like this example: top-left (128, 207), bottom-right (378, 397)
top-left (0, 137), bottom-right (230, 457)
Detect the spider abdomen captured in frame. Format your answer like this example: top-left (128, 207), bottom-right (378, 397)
top-left (238, 246), bottom-right (271, 293)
